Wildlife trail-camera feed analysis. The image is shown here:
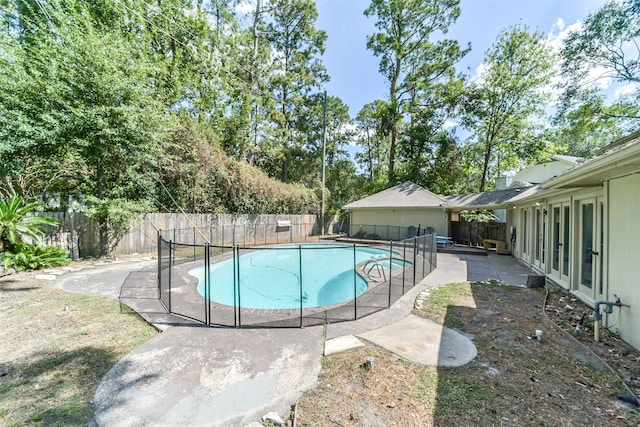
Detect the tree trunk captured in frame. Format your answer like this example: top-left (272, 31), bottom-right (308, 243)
top-left (388, 59), bottom-right (401, 185)
top-left (97, 163), bottom-right (109, 257)
top-left (365, 127), bottom-right (374, 183)
top-left (480, 144), bottom-right (493, 192)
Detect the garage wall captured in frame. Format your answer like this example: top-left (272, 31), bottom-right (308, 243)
top-left (350, 208), bottom-right (448, 239)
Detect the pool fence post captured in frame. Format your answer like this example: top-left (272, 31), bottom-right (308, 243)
top-left (422, 236), bottom-right (427, 278)
top-left (388, 241), bottom-right (392, 309)
top-left (402, 239), bottom-right (406, 295)
top-left (234, 245), bottom-right (239, 328)
top-left (412, 237), bottom-right (418, 286)
top-left (322, 311), bottom-right (328, 356)
top-left (432, 234), bottom-right (436, 270)
top-left (157, 230), bottom-right (162, 299)
top-left (168, 240), bottom-right (172, 313)
top-left (353, 244), bottom-right (357, 320)
top-left (172, 229), bottom-right (176, 266)
top-left (193, 226), bottom-right (196, 260)
top-left (299, 245), bottom-right (303, 328)
top-left (233, 222), bottom-right (236, 247)
top-left (204, 244), bottom-right (210, 325)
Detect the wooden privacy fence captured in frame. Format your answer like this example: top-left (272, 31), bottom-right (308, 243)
top-left (42, 212), bottom-right (340, 259)
top-left (450, 220), bottom-right (507, 246)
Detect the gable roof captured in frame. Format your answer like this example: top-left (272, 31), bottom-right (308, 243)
top-left (543, 129), bottom-right (640, 189)
top-left (550, 154), bottom-right (583, 164)
top-left (343, 181), bottom-right (447, 209)
top-left (511, 156), bottom-right (583, 185)
top-left (445, 185), bottom-right (538, 209)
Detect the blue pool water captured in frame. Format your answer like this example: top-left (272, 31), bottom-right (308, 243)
top-left (189, 244), bottom-right (398, 309)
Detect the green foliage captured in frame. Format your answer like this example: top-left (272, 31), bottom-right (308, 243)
top-left (0, 195), bottom-right (59, 253)
top-left (365, 0), bottom-right (468, 184)
top-left (556, 0), bottom-right (640, 157)
top-left (0, 0), bottom-right (172, 255)
top-left (459, 210), bottom-right (500, 223)
top-left (462, 25), bottom-right (554, 192)
top-left (264, 0), bottom-right (329, 182)
top-left (7, 0), bottom-right (637, 250)
top-left (160, 123), bottom-right (319, 214)
top-left (1, 244), bottom-right (70, 271)
top-left (549, 90), bottom-right (633, 158)
top-left (355, 100), bottom-right (390, 183)
top-left (81, 197), bottom-right (153, 255)
top-left (561, 0), bottom-right (640, 90)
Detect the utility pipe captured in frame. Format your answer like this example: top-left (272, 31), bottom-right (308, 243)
top-left (594, 296), bottom-right (626, 342)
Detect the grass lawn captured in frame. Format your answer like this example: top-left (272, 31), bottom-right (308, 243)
top-left (0, 272), bottom-right (157, 426)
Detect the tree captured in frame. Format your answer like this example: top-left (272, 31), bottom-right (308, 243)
top-left (265, 0), bottom-right (328, 182)
top-left (355, 100), bottom-right (390, 185)
top-left (550, 90), bottom-right (633, 158)
top-left (397, 76), bottom-right (466, 192)
top-left (365, 0), bottom-right (467, 184)
top-left (0, 0), bottom-right (171, 256)
top-left (561, 0), bottom-right (640, 90)
top-left (462, 25), bottom-right (554, 192)
top-left (556, 0), bottom-right (640, 155)
top-left (0, 195), bottom-right (58, 253)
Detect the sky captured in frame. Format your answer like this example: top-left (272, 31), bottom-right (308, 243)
top-left (314, 0), bottom-right (611, 117)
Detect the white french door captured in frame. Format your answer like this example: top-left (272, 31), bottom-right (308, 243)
top-left (534, 207), bottom-right (547, 272)
top-left (551, 203), bottom-right (571, 284)
top-left (577, 198), bottom-right (605, 300)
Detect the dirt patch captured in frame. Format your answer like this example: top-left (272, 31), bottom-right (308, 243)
top-left (296, 283), bottom-right (640, 426)
top-left (544, 290), bottom-right (640, 398)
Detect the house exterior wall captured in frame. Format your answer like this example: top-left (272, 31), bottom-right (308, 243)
top-left (607, 174), bottom-right (640, 349)
top-left (349, 208), bottom-right (448, 239)
top-left (512, 180), bottom-right (640, 349)
top-left (513, 161), bottom-right (574, 184)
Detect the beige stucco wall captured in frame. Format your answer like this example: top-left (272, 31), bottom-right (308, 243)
top-left (607, 174), bottom-right (640, 350)
top-left (350, 208), bottom-right (448, 239)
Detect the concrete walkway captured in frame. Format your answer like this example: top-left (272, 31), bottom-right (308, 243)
top-left (53, 251), bottom-right (535, 426)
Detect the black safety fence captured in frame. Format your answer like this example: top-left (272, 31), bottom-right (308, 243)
top-left (157, 230), bottom-right (437, 328)
top-left (348, 223), bottom-right (436, 241)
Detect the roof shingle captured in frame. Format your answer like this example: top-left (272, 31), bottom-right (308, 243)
top-left (343, 181), bottom-right (446, 209)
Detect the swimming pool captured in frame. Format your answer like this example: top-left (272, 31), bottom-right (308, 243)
top-left (189, 244), bottom-right (403, 310)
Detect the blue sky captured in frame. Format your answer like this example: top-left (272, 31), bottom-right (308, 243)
top-left (315, 0), bottom-right (610, 117)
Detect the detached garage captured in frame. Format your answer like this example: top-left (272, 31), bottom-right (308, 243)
top-left (343, 181), bottom-right (448, 240)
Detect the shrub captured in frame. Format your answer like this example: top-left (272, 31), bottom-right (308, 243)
top-left (0, 195), bottom-right (59, 252)
top-left (1, 244), bottom-right (71, 271)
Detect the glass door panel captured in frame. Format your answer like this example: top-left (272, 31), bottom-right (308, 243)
top-left (552, 207), bottom-right (560, 272)
top-left (562, 205), bottom-right (570, 282)
top-left (522, 209), bottom-right (529, 259)
top-left (535, 209), bottom-right (541, 263)
top-left (580, 202), bottom-right (594, 291)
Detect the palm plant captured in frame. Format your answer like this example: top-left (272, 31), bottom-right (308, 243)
top-left (0, 195), bottom-right (59, 253)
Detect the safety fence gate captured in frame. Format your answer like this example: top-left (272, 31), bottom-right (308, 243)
top-left (157, 230), bottom-right (437, 328)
